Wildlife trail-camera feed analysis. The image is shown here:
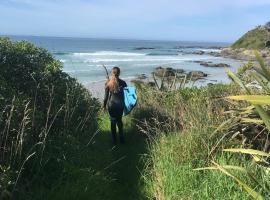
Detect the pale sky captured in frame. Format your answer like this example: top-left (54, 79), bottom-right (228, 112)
top-left (1, 0), bottom-right (270, 42)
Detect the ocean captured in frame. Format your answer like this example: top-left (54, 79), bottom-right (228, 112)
top-left (8, 35), bottom-right (242, 89)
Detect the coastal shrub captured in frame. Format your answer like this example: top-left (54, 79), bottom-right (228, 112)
top-left (133, 83), bottom-right (240, 135)
top-left (0, 38), bottom-right (100, 199)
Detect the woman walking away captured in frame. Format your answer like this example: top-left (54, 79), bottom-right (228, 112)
top-left (104, 67), bottom-right (127, 145)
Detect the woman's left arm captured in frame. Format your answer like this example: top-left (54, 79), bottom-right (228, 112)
top-left (103, 87), bottom-right (109, 109)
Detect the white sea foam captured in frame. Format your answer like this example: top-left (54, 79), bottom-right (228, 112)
top-left (59, 59), bottom-right (66, 63)
top-left (196, 48), bottom-right (221, 53)
top-left (84, 56), bottom-right (217, 63)
top-left (73, 51), bottom-right (145, 57)
top-left (70, 50), bottom-right (220, 64)
top-left (64, 69), bottom-right (101, 73)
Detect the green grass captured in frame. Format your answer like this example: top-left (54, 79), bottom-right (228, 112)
top-left (143, 130), bottom-right (253, 200)
top-left (29, 113), bottom-right (148, 200)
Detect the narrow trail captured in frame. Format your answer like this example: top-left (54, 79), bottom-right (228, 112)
top-left (46, 114), bottom-right (148, 200)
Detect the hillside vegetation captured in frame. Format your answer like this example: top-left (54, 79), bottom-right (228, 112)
top-left (232, 24), bottom-right (270, 49)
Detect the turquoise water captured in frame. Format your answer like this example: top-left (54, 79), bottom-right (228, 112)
top-left (9, 36), bottom-right (242, 85)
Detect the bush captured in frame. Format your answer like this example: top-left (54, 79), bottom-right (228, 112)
top-left (0, 37), bottom-right (100, 198)
top-left (133, 83), bottom-right (240, 135)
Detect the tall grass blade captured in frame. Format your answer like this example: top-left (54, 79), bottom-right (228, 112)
top-left (224, 149), bottom-right (270, 157)
top-left (210, 118), bottom-right (236, 137)
top-left (212, 161), bottom-right (265, 200)
top-left (254, 105), bottom-right (270, 132)
top-left (227, 95), bottom-right (270, 105)
top-left (254, 50), bottom-right (270, 81)
top-left (226, 69), bottom-right (250, 94)
top-left (194, 165), bottom-right (248, 173)
top-left (252, 73), bottom-right (270, 93)
top-left (241, 118), bottom-right (264, 124)
top-left (240, 105), bottom-right (255, 114)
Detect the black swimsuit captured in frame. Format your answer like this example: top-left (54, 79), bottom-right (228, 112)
top-left (103, 79), bottom-right (127, 120)
top-left (103, 79), bottom-right (127, 144)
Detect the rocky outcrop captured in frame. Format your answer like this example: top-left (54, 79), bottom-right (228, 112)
top-left (194, 61), bottom-right (230, 68)
top-left (193, 50), bottom-right (205, 55)
top-left (153, 67), bottom-right (177, 77)
top-left (132, 67), bottom-right (210, 88)
top-left (137, 74), bottom-right (148, 80)
top-left (188, 71), bottom-right (207, 79)
top-left (153, 67), bottom-right (207, 80)
top-left (174, 45), bottom-right (222, 49)
top-left (208, 51), bottom-right (221, 57)
top-left (221, 48), bottom-right (270, 64)
top-left (153, 67), bottom-right (185, 77)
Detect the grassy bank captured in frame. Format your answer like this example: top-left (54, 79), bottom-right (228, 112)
top-left (133, 83), bottom-right (269, 199)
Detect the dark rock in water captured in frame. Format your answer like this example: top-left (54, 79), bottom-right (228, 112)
top-left (153, 67), bottom-right (186, 77)
top-left (54, 52), bottom-right (69, 55)
top-left (173, 45), bottom-right (223, 49)
top-left (208, 51), bottom-right (221, 57)
top-left (147, 52), bottom-right (179, 56)
top-left (208, 46), bottom-right (223, 49)
top-left (193, 61), bottom-right (213, 64)
top-left (188, 71), bottom-right (207, 80)
top-left (137, 74), bottom-right (148, 80)
top-left (133, 47), bottom-right (155, 50)
top-left (153, 67), bottom-right (176, 77)
top-left (193, 50), bottom-right (205, 55)
top-left (210, 63), bottom-right (230, 68)
top-left (152, 66), bottom-right (209, 82)
top-left (194, 61), bottom-right (230, 68)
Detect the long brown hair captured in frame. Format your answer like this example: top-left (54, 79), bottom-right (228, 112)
top-left (106, 67), bottom-right (121, 93)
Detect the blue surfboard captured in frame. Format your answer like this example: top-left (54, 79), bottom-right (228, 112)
top-left (123, 86), bottom-right (137, 116)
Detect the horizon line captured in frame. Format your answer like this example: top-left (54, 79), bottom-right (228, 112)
top-left (0, 33), bottom-right (233, 44)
